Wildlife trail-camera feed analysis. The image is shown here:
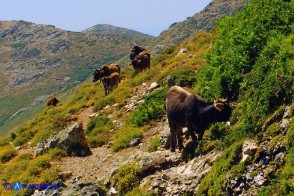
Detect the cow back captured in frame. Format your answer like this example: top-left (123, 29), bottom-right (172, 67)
top-left (132, 51), bottom-right (151, 72)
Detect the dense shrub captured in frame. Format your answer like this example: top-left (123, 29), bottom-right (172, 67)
top-left (0, 145), bottom-right (16, 163)
top-left (130, 88), bottom-right (167, 127)
top-left (110, 164), bottom-right (141, 195)
top-left (86, 116), bottom-right (115, 147)
top-left (112, 127), bottom-right (143, 152)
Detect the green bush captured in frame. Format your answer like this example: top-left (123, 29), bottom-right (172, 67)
top-left (147, 135), bottom-right (161, 152)
top-left (112, 127), bottom-right (142, 152)
top-left (197, 142), bottom-right (243, 195)
top-left (86, 116), bottom-right (115, 147)
top-left (130, 88), bottom-right (167, 127)
top-left (0, 145), bottom-right (16, 163)
top-left (111, 164), bottom-right (141, 195)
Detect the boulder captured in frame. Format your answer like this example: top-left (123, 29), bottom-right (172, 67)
top-left (34, 122), bottom-right (91, 157)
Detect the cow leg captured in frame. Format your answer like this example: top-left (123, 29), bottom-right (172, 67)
top-left (169, 124), bottom-right (176, 152)
top-left (188, 129), bottom-right (197, 149)
top-left (176, 127), bottom-right (183, 151)
top-left (103, 84), bottom-right (107, 95)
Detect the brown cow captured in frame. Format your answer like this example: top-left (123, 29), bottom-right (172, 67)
top-left (101, 72), bottom-right (120, 95)
top-left (93, 63), bottom-right (120, 82)
top-left (47, 97), bottom-right (59, 107)
top-left (129, 45), bottom-right (147, 60)
top-left (165, 86), bottom-right (232, 152)
top-left (130, 51), bottom-right (151, 73)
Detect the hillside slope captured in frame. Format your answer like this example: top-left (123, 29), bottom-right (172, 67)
top-left (150, 0), bottom-right (249, 53)
top-left (0, 0), bottom-right (293, 195)
top-left (0, 20), bottom-right (153, 132)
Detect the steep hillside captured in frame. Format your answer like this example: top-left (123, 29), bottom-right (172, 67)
top-left (83, 24), bottom-right (153, 38)
top-left (0, 0), bottom-right (293, 195)
top-left (150, 0), bottom-right (249, 53)
top-left (0, 20), bottom-right (153, 133)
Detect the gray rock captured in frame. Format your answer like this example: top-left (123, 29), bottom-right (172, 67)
top-left (176, 48), bottom-right (188, 56)
top-left (148, 82), bottom-right (160, 91)
top-left (130, 138), bottom-right (141, 147)
top-left (34, 122), bottom-right (91, 157)
top-left (241, 140), bottom-right (258, 162)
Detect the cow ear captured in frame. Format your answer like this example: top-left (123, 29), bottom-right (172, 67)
top-left (214, 102), bottom-right (224, 111)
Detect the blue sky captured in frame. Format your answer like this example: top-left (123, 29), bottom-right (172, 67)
top-left (0, 0), bottom-right (213, 36)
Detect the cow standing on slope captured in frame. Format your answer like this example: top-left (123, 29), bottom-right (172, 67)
top-left (129, 45), bottom-right (147, 60)
top-left (129, 45), bottom-right (151, 73)
top-left (47, 97), bottom-right (59, 107)
top-left (165, 86), bottom-right (232, 152)
top-left (93, 63), bottom-right (121, 95)
top-left (100, 72), bottom-right (120, 95)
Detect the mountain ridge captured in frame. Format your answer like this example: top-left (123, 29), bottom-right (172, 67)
top-left (83, 24), bottom-right (154, 38)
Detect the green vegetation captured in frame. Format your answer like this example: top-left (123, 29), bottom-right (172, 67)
top-left (110, 163), bottom-right (141, 195)
top-left (0, 145), bottom-right (16, 163)
top-left (130, 88), bottom-right (167, 127)
top-left (194, 0), bottom-right (294, 194)
top-left (0, 0), bottom-right (293, 195)
top-left (147, 135), bottom-right (161, 152)
top-left (197, 142), bottom-right (243, 195)
top-left (86, 116), bottom-right (115, 147)
top-left (112, 127), bottom-right (143, 152)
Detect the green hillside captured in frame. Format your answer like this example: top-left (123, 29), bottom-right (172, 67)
top-left (0, 20), bottom-right (153, 133)
top-left (0, 0), bottom-right (293, 195)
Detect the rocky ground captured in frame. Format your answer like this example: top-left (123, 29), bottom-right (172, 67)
top-left (30, 84), bottom-right (291, 196)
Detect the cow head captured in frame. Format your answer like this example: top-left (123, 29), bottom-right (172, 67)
top-left (92, 68), bottom-right (105, 82)
top-left (213, 98), bottom-right (232, 122)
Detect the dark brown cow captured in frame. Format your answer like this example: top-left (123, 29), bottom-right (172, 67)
top-left (101, 72), bottom-right (120, 95)
top-left (47, 97), bottom-right (59, 107)
top-left (130, 51), bottom-right (151, 73)
top-left (165, 86), bottom-right (232, 152)
top-left (129, 45), bottom-right (147, 60)
top-left (93, 63), bottom-right (120, 82)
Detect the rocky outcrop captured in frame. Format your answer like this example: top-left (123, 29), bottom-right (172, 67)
top-left (150, 0), bottom-right (249, 54)
top-left (225, 105), bottom-right (292, 195)
top-left (139, 151), bottom-right (222, 195)
top-left (34, 122), bottom-right (91, 157)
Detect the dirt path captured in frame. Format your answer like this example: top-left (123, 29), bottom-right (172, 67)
top-left (57, 86), bottom-right (163, 186)
top-left (75, 107), bottom-right (94, 129)
top-left (58, 146), bottom-right (143, 185)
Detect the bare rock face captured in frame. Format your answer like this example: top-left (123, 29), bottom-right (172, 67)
top-left (34, 122), bottom-right (91, 157)
top-left (139, 151), bottom-right (222, 195)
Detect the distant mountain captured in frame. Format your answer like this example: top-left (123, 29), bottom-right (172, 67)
top-left (83, 24), bottom-right (154, 38)
top-left (0, 20), bottom-right (153, 131)
top-left (150, 0), bottom-right (249, 53)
